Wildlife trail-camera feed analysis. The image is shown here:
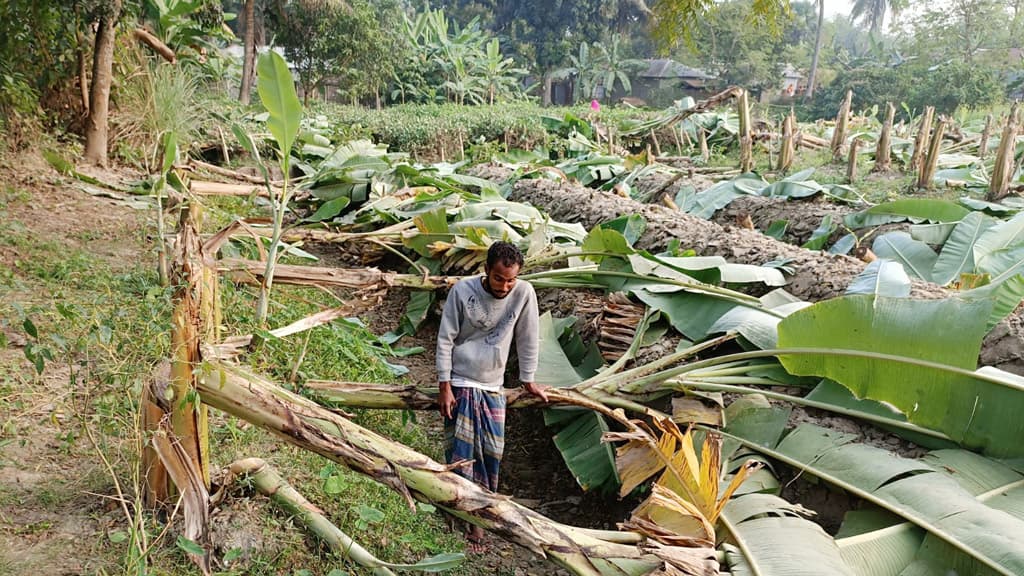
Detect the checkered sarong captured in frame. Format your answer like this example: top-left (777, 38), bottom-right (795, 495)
top-left (444, 386), bottom-right (506, 492)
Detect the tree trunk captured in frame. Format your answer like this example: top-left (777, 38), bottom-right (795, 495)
top-left (737, 89), bottom-right (753, 172)
top-left (83, 0), bottom-right (122, 167)
top-left (872, 102), bottom-right (895, 172)
top-left (805, 0), bottom-right (825, 100)
top-left (846, 137), bottom-right (860, 183)
top-left (988, 104), bottom-right (1020, 202)
top-left (239, 0), bottom-right (256, 105)
top-left (778, 111), bottom-right (795, 173)
top-left (979, 114), bottom-right (994, 160)
top-left (503, 178), bottom-right (1024, 374)
top-left (76, 32), bottom-right (90, 112)
top-left (543, 72), bottom-right (553, 107)
top-left (909, 107), bottom-right (935, 175)
top-left (917, 118), bottom-right (947, 190)
top-left (831, 90), bottom-right (852, 162)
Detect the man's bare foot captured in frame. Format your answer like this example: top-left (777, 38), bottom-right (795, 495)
top-left (465, 526), bottom-right (486, 553)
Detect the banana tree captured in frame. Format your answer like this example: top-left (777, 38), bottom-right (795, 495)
top-left (590, 33), bottom-right (645, 103)
top-left (476, 38), bottom-right (527, 104)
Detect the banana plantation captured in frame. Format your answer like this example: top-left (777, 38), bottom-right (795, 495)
top-left (105, 48), bottom-right (1024, 575)
top-left (4, 1), bottom-right (1024, 576)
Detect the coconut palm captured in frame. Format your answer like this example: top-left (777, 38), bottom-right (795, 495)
top-left (850, 0), bottom-right (909, 34)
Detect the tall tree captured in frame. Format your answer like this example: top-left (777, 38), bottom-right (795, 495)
top-left (805, 0), bottom-right (824, 99)
top-left (269, 0), bottom-right (381, 104)
top-left (684, 0), bottom-right (815, 98)
top-left (239, 0), bottom-right (256, 104)
top-left (84, 0), bottom-right (123, 166)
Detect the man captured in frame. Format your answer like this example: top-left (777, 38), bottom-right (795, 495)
top-left (436, 241), bottom-right (548, 551)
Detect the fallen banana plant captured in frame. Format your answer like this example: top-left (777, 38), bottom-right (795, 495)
top-left (218, 458), bottom-right (464, 575)
top-left (194, 360), bottom-right (719, 576)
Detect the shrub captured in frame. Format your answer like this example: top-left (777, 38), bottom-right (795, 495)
top-left (809, 61), bottom-right (1006, 121)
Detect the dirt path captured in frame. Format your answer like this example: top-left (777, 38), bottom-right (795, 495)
top-left (0, 151), bottom-right (150, 574)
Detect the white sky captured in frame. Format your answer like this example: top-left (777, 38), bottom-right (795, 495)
top-left (823, 0), bottom-right (854, 18)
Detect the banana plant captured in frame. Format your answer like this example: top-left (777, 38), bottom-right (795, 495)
top-left (253, 50), bottom-right (302, 328)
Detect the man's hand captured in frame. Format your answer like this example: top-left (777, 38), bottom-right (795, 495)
top-left (523, 381), bottom-right (549, 402)
top-left (438, 381), bottom-right (455, 419)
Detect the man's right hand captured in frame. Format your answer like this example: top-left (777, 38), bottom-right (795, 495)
top-left (438, 381), bottom-right (455, 420)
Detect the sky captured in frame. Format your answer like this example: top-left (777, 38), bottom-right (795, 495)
top-left (823, 0), bottom-right (854, 18)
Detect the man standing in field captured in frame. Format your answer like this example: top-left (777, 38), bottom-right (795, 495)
top-left (436, 241), bottom-right (549, 551)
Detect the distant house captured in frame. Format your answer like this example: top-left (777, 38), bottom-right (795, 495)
top-left (780, 64), bottom-right (804, 99)
top-left (607, 59), bottom-right (715, 107)
top-left (547, 58), bottom-right (715, 107)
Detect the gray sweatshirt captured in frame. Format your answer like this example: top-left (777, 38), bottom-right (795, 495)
top-left (436, 276), bottom-right (539, 387)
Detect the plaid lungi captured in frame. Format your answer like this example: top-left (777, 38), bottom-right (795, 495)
top-left (444, 386), bottom-right (506, 492)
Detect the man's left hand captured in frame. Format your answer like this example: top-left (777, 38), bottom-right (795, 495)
top-left (523, 381), bottom-right (549, 402)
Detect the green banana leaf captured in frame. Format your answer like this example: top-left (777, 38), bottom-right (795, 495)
top-left (845, 260), bottom-right (911, 298)
top-left (801, 215), bottom-right (837, 250)
top-left (682, 173), bottom-right (767, 219)
top-left (724, 423), bottom-right (1024, 576)
top-left (908, 222), bottom-right (956, 245)
top-left (765, 220), bottom-right (788, 240)
top-left (719, 397), bottom-right (855, 576)
top-left (931, 211), bottom-right (996, 285)
top-left (960, 197), bottom-right (1021, 216)
top-left (256, 51), bottom-right (302, 160)
top-left (973, 212), bottom-right (1024, 266)
top-left (961, 275), bottom-right (1024, 330)
top-left (844, 199), bottom-right (970, 229)
top-left (536, 313), bottom-right (618, 493)
top-left (722, 494), bottom-right (857, 576)
top-left (775, 295), bottom-right (1024, 457)
top-left (871, 233), bottom-right (937, 281)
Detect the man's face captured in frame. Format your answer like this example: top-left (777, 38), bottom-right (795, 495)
top-left (484, 260), bottom-right (520, 299)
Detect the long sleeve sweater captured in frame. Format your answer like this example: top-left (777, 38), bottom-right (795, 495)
top-left (435, 276), bottom-right (539, 387)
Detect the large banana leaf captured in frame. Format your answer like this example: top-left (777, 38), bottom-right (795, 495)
top-left (931, 211), bottom-right (996, 285)
top-left (776, 295), bottom-right (1024, 457)
top-left (722, 494), bottom-right (856, 576)
top-left (724, 423), bottom-right (1024, 576)
top-left (844, 199), bottom-right (970, 229)
top-left (962, 275), bottom-right (1024, 330)
top-left (718, 398), bottom-right (855, 576)
top-left (256, 51), bottom-right (302, 159)
top-left (682, 174), bottom-right (766, 219)
top-left (871, 233), bottom-right (937, 281)
top-left (536, 313), bottom-right (619, 493)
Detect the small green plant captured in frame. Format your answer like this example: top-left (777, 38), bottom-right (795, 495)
top-left (252, 50), bottom-right (303, 328)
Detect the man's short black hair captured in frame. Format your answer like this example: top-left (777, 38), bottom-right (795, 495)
top-left (486, 241), bottom-right (524, 269)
